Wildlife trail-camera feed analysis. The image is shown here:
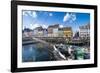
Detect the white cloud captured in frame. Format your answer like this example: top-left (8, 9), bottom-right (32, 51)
top-left (49, 13), bottom-right (53, 16)
top-left (63, 13), bottom-right (70, 22)
top-left (23, 24), bottom-right (39, 30)
top-left (24, 24), bottom-right (48, 29)
top-left (23, 11), bottom-right (31, 16)
top-left (59, 25), bottom-right (64, 28)
top-left (23, 11), bottom-right (28, 16)
top-left (71, 13), bottom-right (76, 21)
top-left (42, 24), bottom-right (48, 28)
top-left (63, 13), bottom-right (76, 23)
top-left (23, 11), bottom-right (37, 18)
top-left (30, 24), bottom-right (40, 29)
top-left (27, 11), bottom-right (31, 15)
top-left (32, 11), bottom-right (37, 18)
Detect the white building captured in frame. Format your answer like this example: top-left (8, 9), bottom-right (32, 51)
top-left (48, 24), bottom-right (59, 37)
top-left (79, 24), bottom-right (90, 40)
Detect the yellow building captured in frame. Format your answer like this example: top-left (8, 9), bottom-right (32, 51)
top-left (63, 27), bottom-right (73, 39)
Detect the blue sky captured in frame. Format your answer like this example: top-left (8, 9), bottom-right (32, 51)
top-left (22, 10), bottom-right (90, 32)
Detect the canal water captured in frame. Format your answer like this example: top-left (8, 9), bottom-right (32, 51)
top-left (22, 43), bottom-right (52, 62)
top-left (22, 43), bottom-right (90, 62)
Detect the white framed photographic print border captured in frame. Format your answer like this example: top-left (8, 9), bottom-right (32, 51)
top-left (11, 1), bottom-right (97, 72)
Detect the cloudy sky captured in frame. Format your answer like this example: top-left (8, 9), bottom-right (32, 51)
top-left (22, 10), bottom-right (90, 32)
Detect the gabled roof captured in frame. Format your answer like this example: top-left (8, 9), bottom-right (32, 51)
top-left (48, 24), bottom-right (59, 28)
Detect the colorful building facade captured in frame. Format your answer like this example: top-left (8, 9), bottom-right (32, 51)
top-left (79, 24), bottom-right (90, 40)
top-left (63, 27), bottom-right (73, 39)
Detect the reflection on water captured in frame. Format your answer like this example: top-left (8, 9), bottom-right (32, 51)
top-left (22, 43), bottom-right (90, 62)
top-left (22, 43), bottom-right (51, 62)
